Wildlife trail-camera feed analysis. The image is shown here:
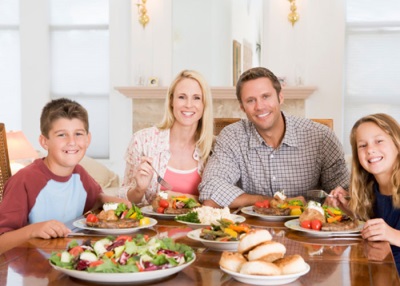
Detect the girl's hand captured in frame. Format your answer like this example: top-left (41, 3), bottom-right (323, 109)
top-left (324, 186), bottom-right (349, 208)
top-left (362, 218), bottom-right (400, 246)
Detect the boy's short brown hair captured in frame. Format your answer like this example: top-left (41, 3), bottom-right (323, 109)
top-left (40, 98), bottom-right (89, 138)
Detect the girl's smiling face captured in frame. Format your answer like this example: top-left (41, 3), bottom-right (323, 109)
top-left (356, 122), bottom-right (399, 181)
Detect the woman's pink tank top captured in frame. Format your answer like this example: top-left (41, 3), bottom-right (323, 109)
top-left (161, 166), bottom-right (201, 196)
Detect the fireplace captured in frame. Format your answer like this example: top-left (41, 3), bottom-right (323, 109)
top-left (116, 86), bottom-right (316, 132)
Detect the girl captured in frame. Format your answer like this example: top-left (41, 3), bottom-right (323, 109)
top-left (330, 113), bottom-right (400, 274)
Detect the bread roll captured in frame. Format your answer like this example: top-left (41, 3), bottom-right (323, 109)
top-left (238, 229), bottom-right (272, 254)
top-left (219, 251), bottom-right (247, 272)
top-left (239, 260), bottom-right (281, 276)
top-left (274, 254), bottom-right (308, 274)
top-left (248, 241), bottom-right (286, 262)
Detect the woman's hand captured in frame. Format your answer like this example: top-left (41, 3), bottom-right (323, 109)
top-left (362, 218), bottom-right (400, 246)
top-left (29, 220), bottom-right (71, 239)
top-left (131, 156), bottom-right (154, 198)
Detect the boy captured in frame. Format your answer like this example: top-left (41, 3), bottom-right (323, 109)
top-left (0, 98), bottom-right (127, 254)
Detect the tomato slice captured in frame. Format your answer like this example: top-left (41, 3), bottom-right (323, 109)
top-left (159, 199), bottom-right (169, 208)
top-left (86, 214), bottom-right (99, 223)
top-left (68, 246), bottom-right (84, 257)
top-left (254, 201), bottom-right (265, 208)
top-left (300, 220), bottom-right (311, 229)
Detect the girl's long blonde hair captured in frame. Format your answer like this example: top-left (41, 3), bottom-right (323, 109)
top-left (349, 113), bottom-right (400, 221)
top-left (157, 70), bottom-right (214, 164)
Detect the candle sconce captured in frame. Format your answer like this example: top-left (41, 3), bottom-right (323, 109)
top-left (136, 0), bottom-right (149, 28)
top-left (288, 0), bottom-right (299, 26)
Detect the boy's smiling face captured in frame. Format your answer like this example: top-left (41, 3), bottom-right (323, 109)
top-left (39, 118), bottom-right (91, 176)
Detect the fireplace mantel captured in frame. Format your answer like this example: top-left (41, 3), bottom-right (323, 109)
top-left (115, 86), bottom-right (317, 132)
top-left (116, 86), bottom-right (317, 100)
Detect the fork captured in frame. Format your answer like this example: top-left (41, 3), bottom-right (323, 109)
top-left (149, 164), bottom-right (173, 190)
top-left (306, 189), bottom-right (350, 200)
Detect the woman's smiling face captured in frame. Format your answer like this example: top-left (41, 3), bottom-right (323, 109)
top-left (172, 78), bottom-right (204, 127)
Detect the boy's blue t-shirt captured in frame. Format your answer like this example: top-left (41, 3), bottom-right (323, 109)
top-left (0, 158), bottom-right (102, 234)
top-left (29, 174), bottom-right (88, 223)
top-left (373, 183), bottom-right (400, 275)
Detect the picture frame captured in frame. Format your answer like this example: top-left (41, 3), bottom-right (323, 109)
top-left (232, 40), bottom-right (241, 86)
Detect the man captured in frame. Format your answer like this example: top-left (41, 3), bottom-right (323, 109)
top-left (198, 67), bottom-right (349, 208)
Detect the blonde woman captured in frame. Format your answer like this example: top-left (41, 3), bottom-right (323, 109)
top-left (118, 70), bottom-right (214, 204)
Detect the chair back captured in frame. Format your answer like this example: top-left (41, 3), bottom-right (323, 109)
top-left (0, 123), bottom-right (12, 203)
top-left (310, 118), bottom-right (333, 130)
top-left (214, 118), bottom-right (241, 135)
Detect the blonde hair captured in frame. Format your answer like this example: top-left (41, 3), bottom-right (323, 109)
top-left (349, 113), bottom-right (400, 221)
top-left (157, 70), bottom-right (214, 163)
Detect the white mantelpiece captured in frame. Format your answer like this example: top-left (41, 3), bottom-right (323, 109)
top-left (116, 86), bottom-right (317, 132)
top-left (116, 86), bottom-right (316, 100)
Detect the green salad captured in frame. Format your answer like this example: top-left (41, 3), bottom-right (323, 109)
top-left (49, 234), bottom-right (195, 273)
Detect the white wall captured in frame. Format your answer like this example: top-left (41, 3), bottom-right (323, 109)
top-left (20, 0), bottom-right (347, 178)
top-left (262, 0), bottom-right (345, 140)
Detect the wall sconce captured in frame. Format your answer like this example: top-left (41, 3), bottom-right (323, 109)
top-left (136, 0), bottom-right (149, 28)
top-left (288, 0), bottom-right (299, 26)
top-left (6, 131), bottom-right (38, 174)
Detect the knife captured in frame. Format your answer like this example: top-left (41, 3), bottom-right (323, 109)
top-left (67, 232), bottom-right (113, 237)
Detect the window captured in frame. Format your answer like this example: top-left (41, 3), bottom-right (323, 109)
top-left (344, 0), bottom-right (400, 153)
top-left (0, 0), bottom-right (20, 131)
top-left (50, 0), bottom-right (109, 158)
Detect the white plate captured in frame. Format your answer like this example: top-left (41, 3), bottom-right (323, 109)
top-left (284, 219), bottom-right (364, 236)
top-left (72, 218), bottom-right (157, 234)
top-left (50, 256), bottom-right (195, 284)
top-left (220, 263), bottom-right (310, 285)
top-left (140, 205), bottom-right (177, 219)
top-left (241, 206), bottom-right (299, 221)
top-left (187, 228), bottom-right (239, 251)
top-left (176, 215), bottom-right (246, 230)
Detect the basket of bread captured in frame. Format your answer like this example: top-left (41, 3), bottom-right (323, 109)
top-left (219, 229), bottom-right (310, 285)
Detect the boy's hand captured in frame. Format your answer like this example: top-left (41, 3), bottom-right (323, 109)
top-left (29, 220), bottom-right (71, 239)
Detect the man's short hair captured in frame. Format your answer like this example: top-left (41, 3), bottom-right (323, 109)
top-left (236, 67), bottom-right (282, 103)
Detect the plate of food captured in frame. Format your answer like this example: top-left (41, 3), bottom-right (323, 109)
top-left (73, 203), bottom-right (157, 234)
top-left (220, 263), bottom-right (310, 285)
top-left (284, 201), bottom-right (363, 236)
top-left (175, 206), bottom-right (246, 229)
top-left (144, 191), bottom-right (201, 218)
top-left (240, 206), bottom-right (300, 222)
top-left (187, 220), bottom-right (251, 251)
top-left (242, 191), bottom-right (304, 221)
top-left (284, 219), bottom-right (363, 236)
top-left (49, 234), bottom-right (195, 283)
top-left (140, 205), bottom-right (177, 219)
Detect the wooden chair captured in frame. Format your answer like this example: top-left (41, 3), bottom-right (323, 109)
top-left (214, 118), bottom-right (241, 135)
top-left (310, 118), bottom-right (333, 130)
top-left (0, 123), bottom-right (12, 203)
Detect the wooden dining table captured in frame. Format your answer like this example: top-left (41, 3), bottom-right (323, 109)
top-left (0, 211), bottom-right (399, 286)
